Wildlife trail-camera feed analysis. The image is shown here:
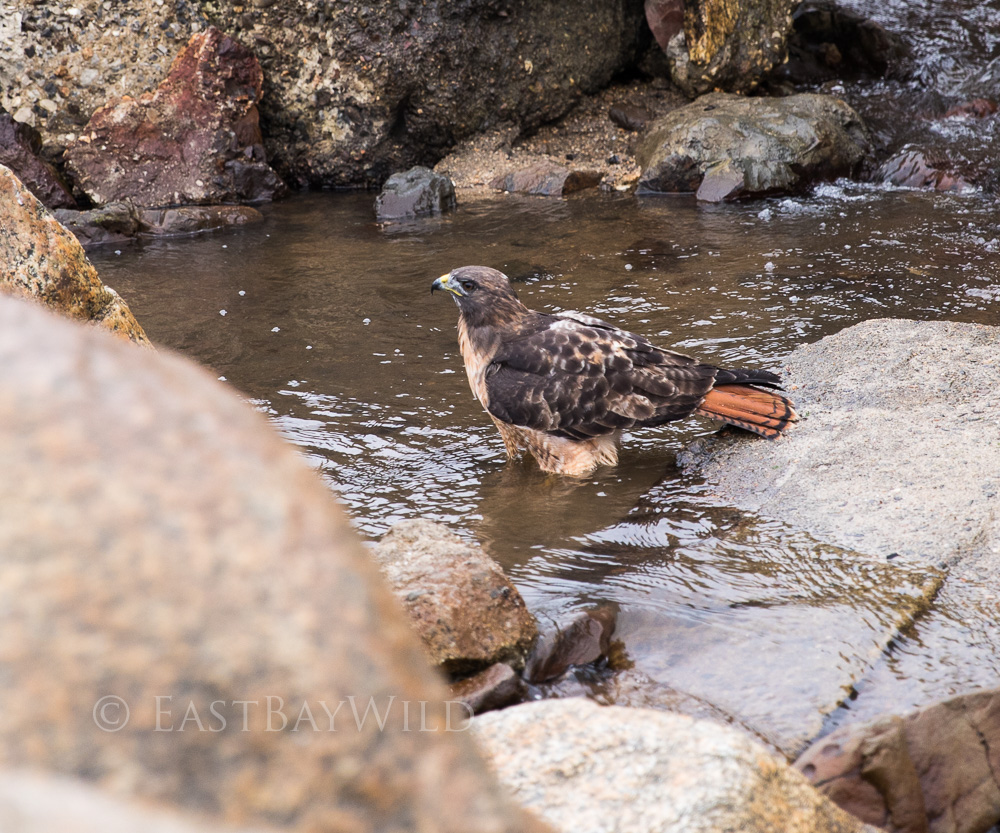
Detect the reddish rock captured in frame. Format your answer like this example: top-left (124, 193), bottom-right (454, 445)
top-left (525, 606), bottom-right (619, 684)
top-left (645, 0), bottom-right (684, 51)
top-left (64, 27), bottom-right (285, 208)
top-left (491, 163), bottom-right (602, 196)
top-left (795, 688), bottom-right (1000, 833)
top-left (0, 109), bottom-right (76, 209)
top-left (449, 663), bottom-right (526, 715)
top-left (944, 99), bottom-right (998, 119)
top-left (877, 148), bottom-right (973, 192)
top-left (374, 520), bottom-right (538, 676)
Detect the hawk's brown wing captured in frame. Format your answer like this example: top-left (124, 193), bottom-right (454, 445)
top-left (483, 312), bottom-right (718, 440)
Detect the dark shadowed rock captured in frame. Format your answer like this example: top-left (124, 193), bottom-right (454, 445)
top-left (140, 205), bottom-right (265, 236)
top-left (795, 688), bottom-right (1000, 833)
top-left (53, 202), bottom-right (143, 249)
top-left (665, 0), bottom-right (799, 96)
top-left (474, 698), bottom-right (881, 833)
top-left (374, 520), bottom-right (538, 676)
top-left (636, 92), bottom-right (872, 200)
top-left (491, 163), bottom-right (603, 196)
top-left (64, 27), bottom-right (285, 208)
top-left (374, 166), bottom-right (456, 220)
top-left (775, 0), bottom-right (910, 86)
top-left (876, 147), bottom-right (974, 192)
top-left (0, 165), bottom-right (149, 346)
top-left (0, 297), bottom-right (549, 833)
top-left (608, 104), bottom-right (652, 132)
top-left (0, 108), bottom-right (76, 209)
top-left (449, 664), bottom-right (526, 716)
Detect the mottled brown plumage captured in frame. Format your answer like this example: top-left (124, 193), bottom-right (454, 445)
top-left (432, 266), bottom-right (797, 476)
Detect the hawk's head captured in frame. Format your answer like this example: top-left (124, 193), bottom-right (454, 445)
top-left (431, 266), bottom-right (525, 325)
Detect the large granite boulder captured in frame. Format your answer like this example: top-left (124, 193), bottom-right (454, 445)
top-left (474, 698), bottom-right (880, 833)
top-left (0, 296), bottom-right (548, 833)
top-left (374, 519), bottom-right (538, 675)
top-left (0, 107), bottom-right (76, 208)
top-left (3, 1), bottom-right (646, 189)
top-left (0, 164), bottom-right (150, 346)
top-left (636, 91), bottom-right (872, 200)
top-left (663, 0), bottom-right (799, 96)
top-left (677, 319), bottom-right (1000, 571)
top-left (64, 27), bottom-right (285, 207)
top-left (795, 688), bottom-right (1000, 833)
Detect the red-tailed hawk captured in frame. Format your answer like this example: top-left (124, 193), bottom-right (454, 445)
top-left (432, 266), bottom-right (797, 476)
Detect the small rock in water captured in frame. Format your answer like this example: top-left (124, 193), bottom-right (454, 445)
top-left (375, 166), bottom-right (456, 220)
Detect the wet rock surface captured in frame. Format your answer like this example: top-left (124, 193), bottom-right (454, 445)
top-left (0, 164), bottom-right (150, 346)
top-left (664, 0), bottom-right (798, 97)
top-left (64, 27), bottom-right (285, 207)
top-left (374, 519), bottom-right (538, 675)
top-left (678, 319), bottom-right (1000, 573)
top-left (0, 107), bottom-right (76, 209)
top-left (490, 163), bottom-right (603, 197)
top-left (875, 147), bottom-right (974, 192)
top-left (795, 688), bottom-right (1000, 833)
top-left (374, 166), bottom-right (456, 220)
top-left (524, 606), bottom-right (620, 684)
top-left (474, 698), bottom-right (881, 833)
top-left (0, 297), bottom-right (549, 833)
top-left (636, 92), bottom-right (872, 200)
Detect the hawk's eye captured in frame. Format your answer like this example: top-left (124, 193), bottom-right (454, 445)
top-left (461, 280), bottom-right (476, 293)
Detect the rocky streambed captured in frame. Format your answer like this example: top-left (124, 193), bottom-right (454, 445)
top-left (2, 0), bottom-right (1000, 831)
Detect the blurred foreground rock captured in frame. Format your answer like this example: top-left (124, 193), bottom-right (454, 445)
top-left (795, 688), bottom-right (1000, 833)
top-left (375, 519), bottom-right (538, 676)
top-left (636, 92), bottom-right (872, 200)
top-left (474, 698), bottom-right (880, 833)
top-left (0, 164), bottom-right (150, 346)
top-left (0, 297), bottom-right (548, 833)
top-left (0, 770), bottom-right (275, 833)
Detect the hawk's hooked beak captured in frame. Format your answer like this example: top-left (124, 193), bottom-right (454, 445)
top-left (431, 273), bottom-right (467, 297)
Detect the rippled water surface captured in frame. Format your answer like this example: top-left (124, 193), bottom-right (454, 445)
top-left (92, 183), bottom-right (999, 751)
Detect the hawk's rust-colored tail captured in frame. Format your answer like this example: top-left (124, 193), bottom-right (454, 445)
top-left (693, 384), bottom-right (798, 439)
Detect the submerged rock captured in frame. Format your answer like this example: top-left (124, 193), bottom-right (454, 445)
top-left (0, 164), bottom-right (149, 346)
top-left (140, 205), bottom-right (265, 236)
top-left (374, 166), bottom-right (456, 220)
top-left (64, 27), bottom-right (285, 208)
top-left (474, 698), bottom-right (880, 833)
top-left (53, 202), bottom-right (143, 249)
top-left (0, 107), bottom-right (75, 209)
top-left (374, 520), bottom-right (538, 675)
top-left (795, 688), bottom-right (1000, 833)
top-left (636, 92), bottom-right (872, 200)
top-left (491, 163), bottom-right (603, 197)
top-left (665, 0), bottom-right (799, 97)
top-left (0, 297), bottom-right (547, 833)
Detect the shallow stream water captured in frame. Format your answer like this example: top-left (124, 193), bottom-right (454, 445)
top-left (92, 181), bottom-right (1000, 753)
